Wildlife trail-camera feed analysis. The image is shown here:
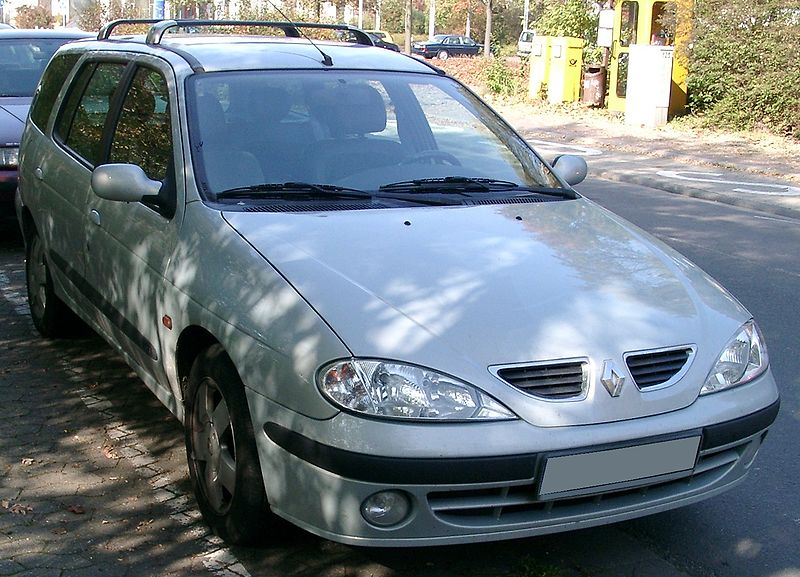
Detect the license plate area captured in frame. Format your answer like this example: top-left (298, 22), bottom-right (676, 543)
top-left (538, 436), bottom-right (701, 499)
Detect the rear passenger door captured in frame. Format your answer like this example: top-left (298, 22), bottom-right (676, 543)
top-left (83, 59), bottom-right (182, 395)
top-left (39, 60), bottom-right (127, 308)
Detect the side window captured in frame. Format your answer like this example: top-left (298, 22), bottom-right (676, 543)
top-left (110, 67), bottom-right (172, 182)
top-left (29, 52), bottom-right (81, 130)
top-left (55, 62), bottom-right (126, 166)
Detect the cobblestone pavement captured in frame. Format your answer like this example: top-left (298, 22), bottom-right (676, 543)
top-left (0, 246), bottom-right (250, 577)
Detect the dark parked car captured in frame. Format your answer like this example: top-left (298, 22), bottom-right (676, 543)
top-left (411, 34), bottom-right (482, 59)
top-left (0, 28), bottom-right (92, 226)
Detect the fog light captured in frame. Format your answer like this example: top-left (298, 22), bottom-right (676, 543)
top-left (361, 490), bottom-right (411, 527)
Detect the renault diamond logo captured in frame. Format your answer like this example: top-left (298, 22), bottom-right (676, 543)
top-left (601, 360), bottom-right (626, 397)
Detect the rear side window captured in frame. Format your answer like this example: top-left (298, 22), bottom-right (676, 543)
top-left (29, 53), bottom-right (81, 130)
top-left (54, 62), bottom-right (126, 167)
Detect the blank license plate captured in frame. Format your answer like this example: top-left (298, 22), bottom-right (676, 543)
top-left (539, 436), bottom-right (701, 497)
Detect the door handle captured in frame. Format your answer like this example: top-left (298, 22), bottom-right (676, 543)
top-left (34, 167), bottom-right (44, 180)
top-left (90, 209), bottom-right (101, 226)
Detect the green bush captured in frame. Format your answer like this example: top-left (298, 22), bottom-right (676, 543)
top-left (483, 58), bottom-right (525, 98)
top-left (688, 0), bottom-right (799, 137)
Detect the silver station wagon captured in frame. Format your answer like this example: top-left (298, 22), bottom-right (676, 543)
top-left (16, 19), bottom-right (779, 547)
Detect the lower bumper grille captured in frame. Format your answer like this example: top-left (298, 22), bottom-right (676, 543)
top-left (428, 432), bottom-right (761, 528)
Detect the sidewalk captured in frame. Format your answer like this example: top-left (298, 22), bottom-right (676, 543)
top-left (495, 103), bottom-right (800, 219)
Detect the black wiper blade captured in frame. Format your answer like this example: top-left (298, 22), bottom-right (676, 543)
top-left (513, 186), bottom-right (576, 199)
top-left (215, 182), bottom-right (372, 200)
top-left (379, 176), bottom-right (520, 192)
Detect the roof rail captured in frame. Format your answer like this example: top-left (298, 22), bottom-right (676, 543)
top-left (97, 19), bottom-right (374, 47)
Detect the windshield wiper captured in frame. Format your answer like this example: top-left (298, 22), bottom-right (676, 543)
top-left (380, 176), bottom-right (520, 192)
top-left (215, 182), bottom-right (373, 200)
top-left (379, 177), bottom-right (575, 200)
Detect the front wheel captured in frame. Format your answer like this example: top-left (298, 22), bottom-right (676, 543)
top-left (185, 344), bottom-right (273, 545)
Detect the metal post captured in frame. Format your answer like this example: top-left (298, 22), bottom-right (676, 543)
top-left (428, 0), bottom-right (435, 39)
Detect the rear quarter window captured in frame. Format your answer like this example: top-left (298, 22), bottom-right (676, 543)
top-left (29, 52), bottom-right (82, 131)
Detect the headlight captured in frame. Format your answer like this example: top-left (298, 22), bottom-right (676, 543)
top-left (319, 359), bottom-right (516, 421)
top-left (701, 320), bottom-right (769, 395)
top-left (0, 147), bottom-right (19, 169)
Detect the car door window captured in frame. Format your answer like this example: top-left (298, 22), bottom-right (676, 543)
top-left (55, 62), bottom-right (126, 167)
top-left (110, 66), bottom-right (172, 181)
top-left (109, 66), bottom-right (176, 218)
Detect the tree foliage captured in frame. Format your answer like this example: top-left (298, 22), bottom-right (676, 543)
top-left (688, 0), bottom-right (799, 136)
top-left (15, 5), bottom-right (56, 28)
top-left (533, 0), bottom-right (598, 43)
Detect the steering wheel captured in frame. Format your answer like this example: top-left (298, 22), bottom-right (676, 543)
top-left (400, 150), bottom-right (462, 166)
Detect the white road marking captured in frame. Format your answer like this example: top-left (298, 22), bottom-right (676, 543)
top-left (657, 170), bottom-right (800, 196)
top-left (526, 139), bottom-right (604, 157)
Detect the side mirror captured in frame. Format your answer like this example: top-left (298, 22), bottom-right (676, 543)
top-left (91, 164), bottom-right (161, 202)
top-left (551, 154), bottom-right (588, 186)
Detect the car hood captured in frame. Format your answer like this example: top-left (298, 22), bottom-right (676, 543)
top-left (0, 98), bottom-right (30, 144)
top-left (224, 198), bottom-right (750, 426)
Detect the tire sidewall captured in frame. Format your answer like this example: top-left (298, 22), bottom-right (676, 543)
top-left (25, 232), bottom-right (58, 337)
top-left (185, 344), bottom-right (269, 545)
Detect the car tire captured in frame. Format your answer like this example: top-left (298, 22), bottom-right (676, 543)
top-left (25, 230), bottom-right (83, 338)
top-left (185, 344), bottom-right (273, 545)
top-left (437, 50), bottom-right (449, 60)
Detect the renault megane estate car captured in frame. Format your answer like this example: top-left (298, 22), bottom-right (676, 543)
top-left (16, 19), bottom-right (779, 546)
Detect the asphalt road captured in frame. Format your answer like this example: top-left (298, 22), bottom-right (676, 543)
top-left (1, 177), bottom-right (797, 577)
top-left (577, 178), bottom-right (800, 577)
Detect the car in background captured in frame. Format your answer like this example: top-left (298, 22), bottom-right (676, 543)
top-left (412, 34), bottom-right (482, 59)
top-left (365, 29), bottom-right (395, 44)
top-left (517, 29), bottom-right (536, 57)
top-left (366, 31), bottom-right (399, 51)
top-left (1, 28), bottom-right (92, 226)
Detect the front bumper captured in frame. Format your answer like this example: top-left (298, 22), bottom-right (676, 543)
top-left (1, 170), bottom-right (18, 226)
top-left (246, 376), bottom-right (779, 546)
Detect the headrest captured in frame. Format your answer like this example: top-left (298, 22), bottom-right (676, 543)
top-left (315, 83), bottom-right (387, 136)
top-left (229, 79), bottom-right (291, 123)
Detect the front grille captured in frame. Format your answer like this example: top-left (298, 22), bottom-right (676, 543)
top-left (495, 360), bottom-right (587, 400)
top-left (625, 347), bottom-right (694, 390)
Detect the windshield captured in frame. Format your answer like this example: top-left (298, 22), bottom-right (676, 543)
top-left (186, 70), bottom-right (564, 202)
top-left (0, 38), bottom-right (72, 97)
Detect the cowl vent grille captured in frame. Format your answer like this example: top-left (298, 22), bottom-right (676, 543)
top-left (494, 360), bottom-right (587, 400)
top-left (626, 347), bottom-right (694, 390)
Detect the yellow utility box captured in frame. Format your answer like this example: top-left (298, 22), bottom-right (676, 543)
top-left (547, 37), bottom-right (584, 104)
top-left (527, 36), bottom-right (553, 100)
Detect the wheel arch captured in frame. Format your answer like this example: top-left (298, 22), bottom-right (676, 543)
top-left (176, 325), bottom-right (220, 400)
top-left (17, 205), bottom-right (37, 250)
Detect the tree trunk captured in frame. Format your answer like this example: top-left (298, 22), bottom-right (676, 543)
top-left (483, 0), bottom-right (492, 58)
top-left (404, 0), bottom-right (412, 53)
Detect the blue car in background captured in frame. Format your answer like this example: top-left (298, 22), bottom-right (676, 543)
top-left (0, 28), bottom-right (92, 227)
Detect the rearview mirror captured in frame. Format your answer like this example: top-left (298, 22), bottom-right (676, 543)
top-left (552, 154), bottom-right (588, 185)
top-left (91, 164), bottom-right (161, 202)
